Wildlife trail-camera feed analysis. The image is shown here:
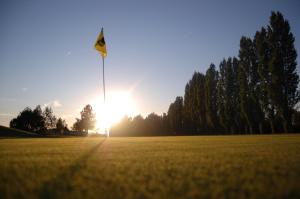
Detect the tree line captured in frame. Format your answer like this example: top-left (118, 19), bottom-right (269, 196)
top-left (110, 11), bottom-right (300, 136)
top-left (10, 105), bottom-right (67, 134)
top-left (9, 104), bottom-right (96, 135)
top-left (9, 11), bottom-right (300, 136)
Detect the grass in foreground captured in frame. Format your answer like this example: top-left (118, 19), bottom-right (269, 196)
top-left (0, 135), bottom-right (300, 199)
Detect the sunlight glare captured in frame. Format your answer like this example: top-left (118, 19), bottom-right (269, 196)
top-left (90, 91), bottom-right (137, 135)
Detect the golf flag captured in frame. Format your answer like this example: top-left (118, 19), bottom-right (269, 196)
top-left (95, 27), bottom-right (107, 57)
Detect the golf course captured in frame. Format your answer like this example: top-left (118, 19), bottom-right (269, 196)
top-left (1, 133), bottom-right (300, 199)
top-left (1, 1), bottom-right (300, 198)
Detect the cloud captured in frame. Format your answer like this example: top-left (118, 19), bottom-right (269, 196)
top-left (53, 100), bottom-right (62, 107)
top-left (66, 51), bottom-right (71, 56)
top-left (43, 100), bottom-right (62, 108)
top-left (21, 87), bottom-right (28, 92)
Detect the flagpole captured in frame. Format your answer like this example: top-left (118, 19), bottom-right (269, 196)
top-left (102, 56), bottom-right (105, 103)
top-left (102, 56), bottom-right (108, 137)
top-left (95, 27), bottom-right (108, 137)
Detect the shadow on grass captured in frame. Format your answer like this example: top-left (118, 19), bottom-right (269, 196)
top-left (39, 138), bottom-right (106, 198)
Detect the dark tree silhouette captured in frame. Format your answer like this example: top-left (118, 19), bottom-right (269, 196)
top-left (72, 118), bottom-right (84, 132)
top-left (224, 58), bottom-right (238, 133)
top-left (168, 96), bottom-right (184, 134)
top-left (56, 118), bottom-right (67, 134)
top-left (43, 106), bottom-right (57, 129)
top-left (9, 105), bottom-right (46, 133)
top-left (144, 113), bottom-right (164, 136)
top-left (80, 104), bottom-right (96, 134)
top-left (183, 72), bottom-right (206, 134)
top-left (205, 64), bottom-right (219, 130)
top-left (255, 27), bottom-right (274, 133)
top-left (267, 11), bottom-right (299, 132)
top-left (131, 115), bottom-right (145, 136)
top-left (238, 37), bottom-right (263, 133)
top-left (31, 105), bottom-right (46, 132)
top-left (217, 59), bottom-right (226, 131)
top-left (10, 107), bottom-right (33, 131)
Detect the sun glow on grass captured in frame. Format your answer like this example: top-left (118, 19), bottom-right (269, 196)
top-left (90, 91), bottom-right (137, 135)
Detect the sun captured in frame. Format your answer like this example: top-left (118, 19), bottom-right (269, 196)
top-left (90, 91), bottom-right (137, 134)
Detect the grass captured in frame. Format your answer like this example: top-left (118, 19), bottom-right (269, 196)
top-left (0, 135), bottom-right (300, 199)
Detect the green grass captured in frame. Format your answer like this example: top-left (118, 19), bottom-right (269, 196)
top-left (0, 135), bottom-right (300, 199)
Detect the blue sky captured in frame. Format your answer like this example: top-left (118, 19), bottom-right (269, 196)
top-left (0, 0), bottom-right (299, 127)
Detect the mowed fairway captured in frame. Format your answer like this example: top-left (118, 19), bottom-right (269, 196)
top-left (1, 135), bottom-right (300, 199)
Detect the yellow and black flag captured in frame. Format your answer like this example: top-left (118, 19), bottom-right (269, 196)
top-left (95, 27), bottom-right (107, 57)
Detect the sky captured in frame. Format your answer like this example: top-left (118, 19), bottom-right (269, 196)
top-left (0, 0), bottom-right (300, 128)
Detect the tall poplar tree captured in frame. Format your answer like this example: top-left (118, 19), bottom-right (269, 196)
top-left (224, 57), bottom-right (238, 133)
top-left (168, 96), bottom-right (184, 134)
top-left (238, 37), bottom-right (263, 133)
top-left (217, 59), bottom-right (226, 131)
top-left (183, 72), bottom-right (206, 133)
top-left (205, 63), bottom-right (219, 130)
top-left (255, 27), bottom-right (275, 132)
top-left (268, 11), bottom-right (299, 132)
